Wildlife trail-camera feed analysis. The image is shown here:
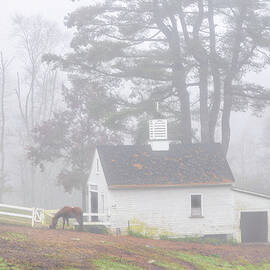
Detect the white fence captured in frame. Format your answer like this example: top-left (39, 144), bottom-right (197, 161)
top-left (0, 204), bottom-right (110, 227)
top-left (79, 212), bottom-right (110, 226)
top-left (0, 203), bottom-right (44, 227)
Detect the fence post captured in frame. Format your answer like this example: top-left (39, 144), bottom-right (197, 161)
top-left (41, 209), bottom-right (45, 225)
top-left (31, 208), bottom-right (35, 227)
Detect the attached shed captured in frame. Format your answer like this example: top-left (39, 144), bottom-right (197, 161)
top-left (232, 188), bottom-right (270, 243)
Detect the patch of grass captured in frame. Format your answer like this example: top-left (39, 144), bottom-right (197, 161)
top-left (153, 261), bottom-right (186, 270)
top-left (0, 216), bottom-right (32, 227)
top-left (0, 206), bottom-right (34, 227)
top-left (94, 257), bottom-right (144, 270)
top-left (0, 257), bottom-right (20, 270)
top-left (44, 251), bottom-right (65, 261)
top-left (128, 218), bottom-right (159, 238)
top-left (116, 245), bottom-right (187, 269)
top-left (160, 235), bottom-right (237, 245)
top-left (0, 207), bottom-right (46, 228)
top-left (176, 252), bottom-right (232, 270)
top-left (0, 232), bottom-right (27, 242)
top-left (174, 251), bottom-right (270, 270)
top-left (234, 263), bottom-right (270, 270)
top-left (0, 207), bottom-right (32, 226)
top-left (127, 229), bottom-right (151, 239)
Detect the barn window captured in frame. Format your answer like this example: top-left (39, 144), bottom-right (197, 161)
top-left (191, 194), bottom-right (202, 217)
top-left (89, 184), bottom-right (98, 191)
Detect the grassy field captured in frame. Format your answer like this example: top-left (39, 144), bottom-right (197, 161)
top-left (91, 254), bottom-right (270, 270)
top-left (0, 224), bottom-right (270, 269)
top-left (0, 252), bottom-right (270, 270)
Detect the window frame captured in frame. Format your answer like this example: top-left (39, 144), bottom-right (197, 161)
top-left (190, 193), bottom-right (203, 218)
top-left (88, 183), bottom-right (98, 193)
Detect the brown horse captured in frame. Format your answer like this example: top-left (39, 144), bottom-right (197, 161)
top-left (49, 206), bottom-right (83, 230)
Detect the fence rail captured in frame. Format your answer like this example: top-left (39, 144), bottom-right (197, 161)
top-left (75, 212), bottom-right (111, 226)
top-left (0, 204), bottom-right (111, 227)
top-left (0, 203), bottom-right (33, 212)
top-left (0, 203), bottom-right (44, 227)
top-left (83, 213), bottom-right (108, 217)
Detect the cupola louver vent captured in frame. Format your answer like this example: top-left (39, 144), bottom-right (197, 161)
top-left (149, 119), bottom-right (168, 140)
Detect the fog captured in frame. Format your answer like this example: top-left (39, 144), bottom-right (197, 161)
top-left (0, 0), bottom-right (270, 270)
top-left (0, 0), bottom-right (85, 208)
top-left (0, 0), bottom-right (269, 204)
top-left (0, 2), bottom-right (270, 261)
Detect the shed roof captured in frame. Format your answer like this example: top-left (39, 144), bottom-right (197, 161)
top-left (97, 143), bottom-right (234, 188)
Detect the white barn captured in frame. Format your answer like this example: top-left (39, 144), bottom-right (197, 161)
top-left (87, 120), bottom-right (270, 243)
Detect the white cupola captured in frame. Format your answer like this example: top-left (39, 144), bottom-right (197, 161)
top-left (148, 119), bottom-right (170, 151)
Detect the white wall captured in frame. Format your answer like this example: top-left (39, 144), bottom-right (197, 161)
top-left (109, 185), bottom-right (234, 237)
top-left (87, 150), bottom-right (110, 223)
top-left (233, 190), bottom-right (270, 242)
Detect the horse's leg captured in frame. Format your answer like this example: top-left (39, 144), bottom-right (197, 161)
top-left (80, 214), bottom-right (83, 228)
top-left (76, 214), bottom-right (83, 231)
top-left (63, 217), bottom-right (65, 229)
top-left (67, 218), bottom-right (69, 227)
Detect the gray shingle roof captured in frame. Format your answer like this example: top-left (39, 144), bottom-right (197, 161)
top-left (97, 143), bottom-right (234, 188)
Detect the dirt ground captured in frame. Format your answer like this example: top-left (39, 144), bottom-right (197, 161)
top-left (0, 224), bottom-right (270, 269)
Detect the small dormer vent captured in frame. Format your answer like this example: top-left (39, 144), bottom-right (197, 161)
top-left (149, 119), bottom-right (168, 141)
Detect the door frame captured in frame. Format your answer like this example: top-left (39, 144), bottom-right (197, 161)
top-left (240, 210), bottom-right (269, 243)
top-left (88, 183), bottom-right (99, 222)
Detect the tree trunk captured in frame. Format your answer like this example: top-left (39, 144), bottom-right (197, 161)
top-left (199, 64), bottom-right (209, 143)
top-left (30, 165), bottom-right (35, 205)
top-left (222, 77), bottom-right (233, 155)
top-left (0, 52), bottom-right (6, 203)
top-left (173, 63), bottom-right (192, 144)
top-left (209, 69), bottom-right (221, 142)
top-left (30, 65), bottom-right (37, 130)
top-left (207, 0), bottom-right (221, 143)
top-left (221, 4), bottom-right (247, 155)
top-left (153, 1), bottom-right (192, 144)
top-left (179, 88), bottom-right (192, 144)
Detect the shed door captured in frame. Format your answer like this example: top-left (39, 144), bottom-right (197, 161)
top-left (91, 192), bottom-right (98, 222)
top-left (240, 211), bottom-right (268, 243)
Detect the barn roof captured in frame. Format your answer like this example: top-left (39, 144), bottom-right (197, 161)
top-left (97, 143), bottom-right (234, 188)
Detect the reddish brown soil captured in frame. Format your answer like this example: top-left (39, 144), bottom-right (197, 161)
top-left (0, 224), bottom-right (270, 269)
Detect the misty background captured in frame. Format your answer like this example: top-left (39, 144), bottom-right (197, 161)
top-left (0, 0), bottom-right (270, 209)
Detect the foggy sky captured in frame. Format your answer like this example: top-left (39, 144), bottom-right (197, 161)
top-left (0, 0), bottom-right (269, 152)
top-left (0, 0), bottom-right (90, 55)
top-left (0, 0), bottom-right (269, 202)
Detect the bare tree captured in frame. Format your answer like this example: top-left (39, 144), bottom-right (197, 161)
top-left (13, 15), bottom-right (64, 205)
top-left (0, 52), bottom-right (13, 202)
top-left (13, 15), bottom-right (63, 133)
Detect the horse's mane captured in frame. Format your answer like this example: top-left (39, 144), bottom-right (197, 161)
top-left (54, 211), bottom-right (61, 219)
top-left (53, 208), bottom-right (65, 220)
